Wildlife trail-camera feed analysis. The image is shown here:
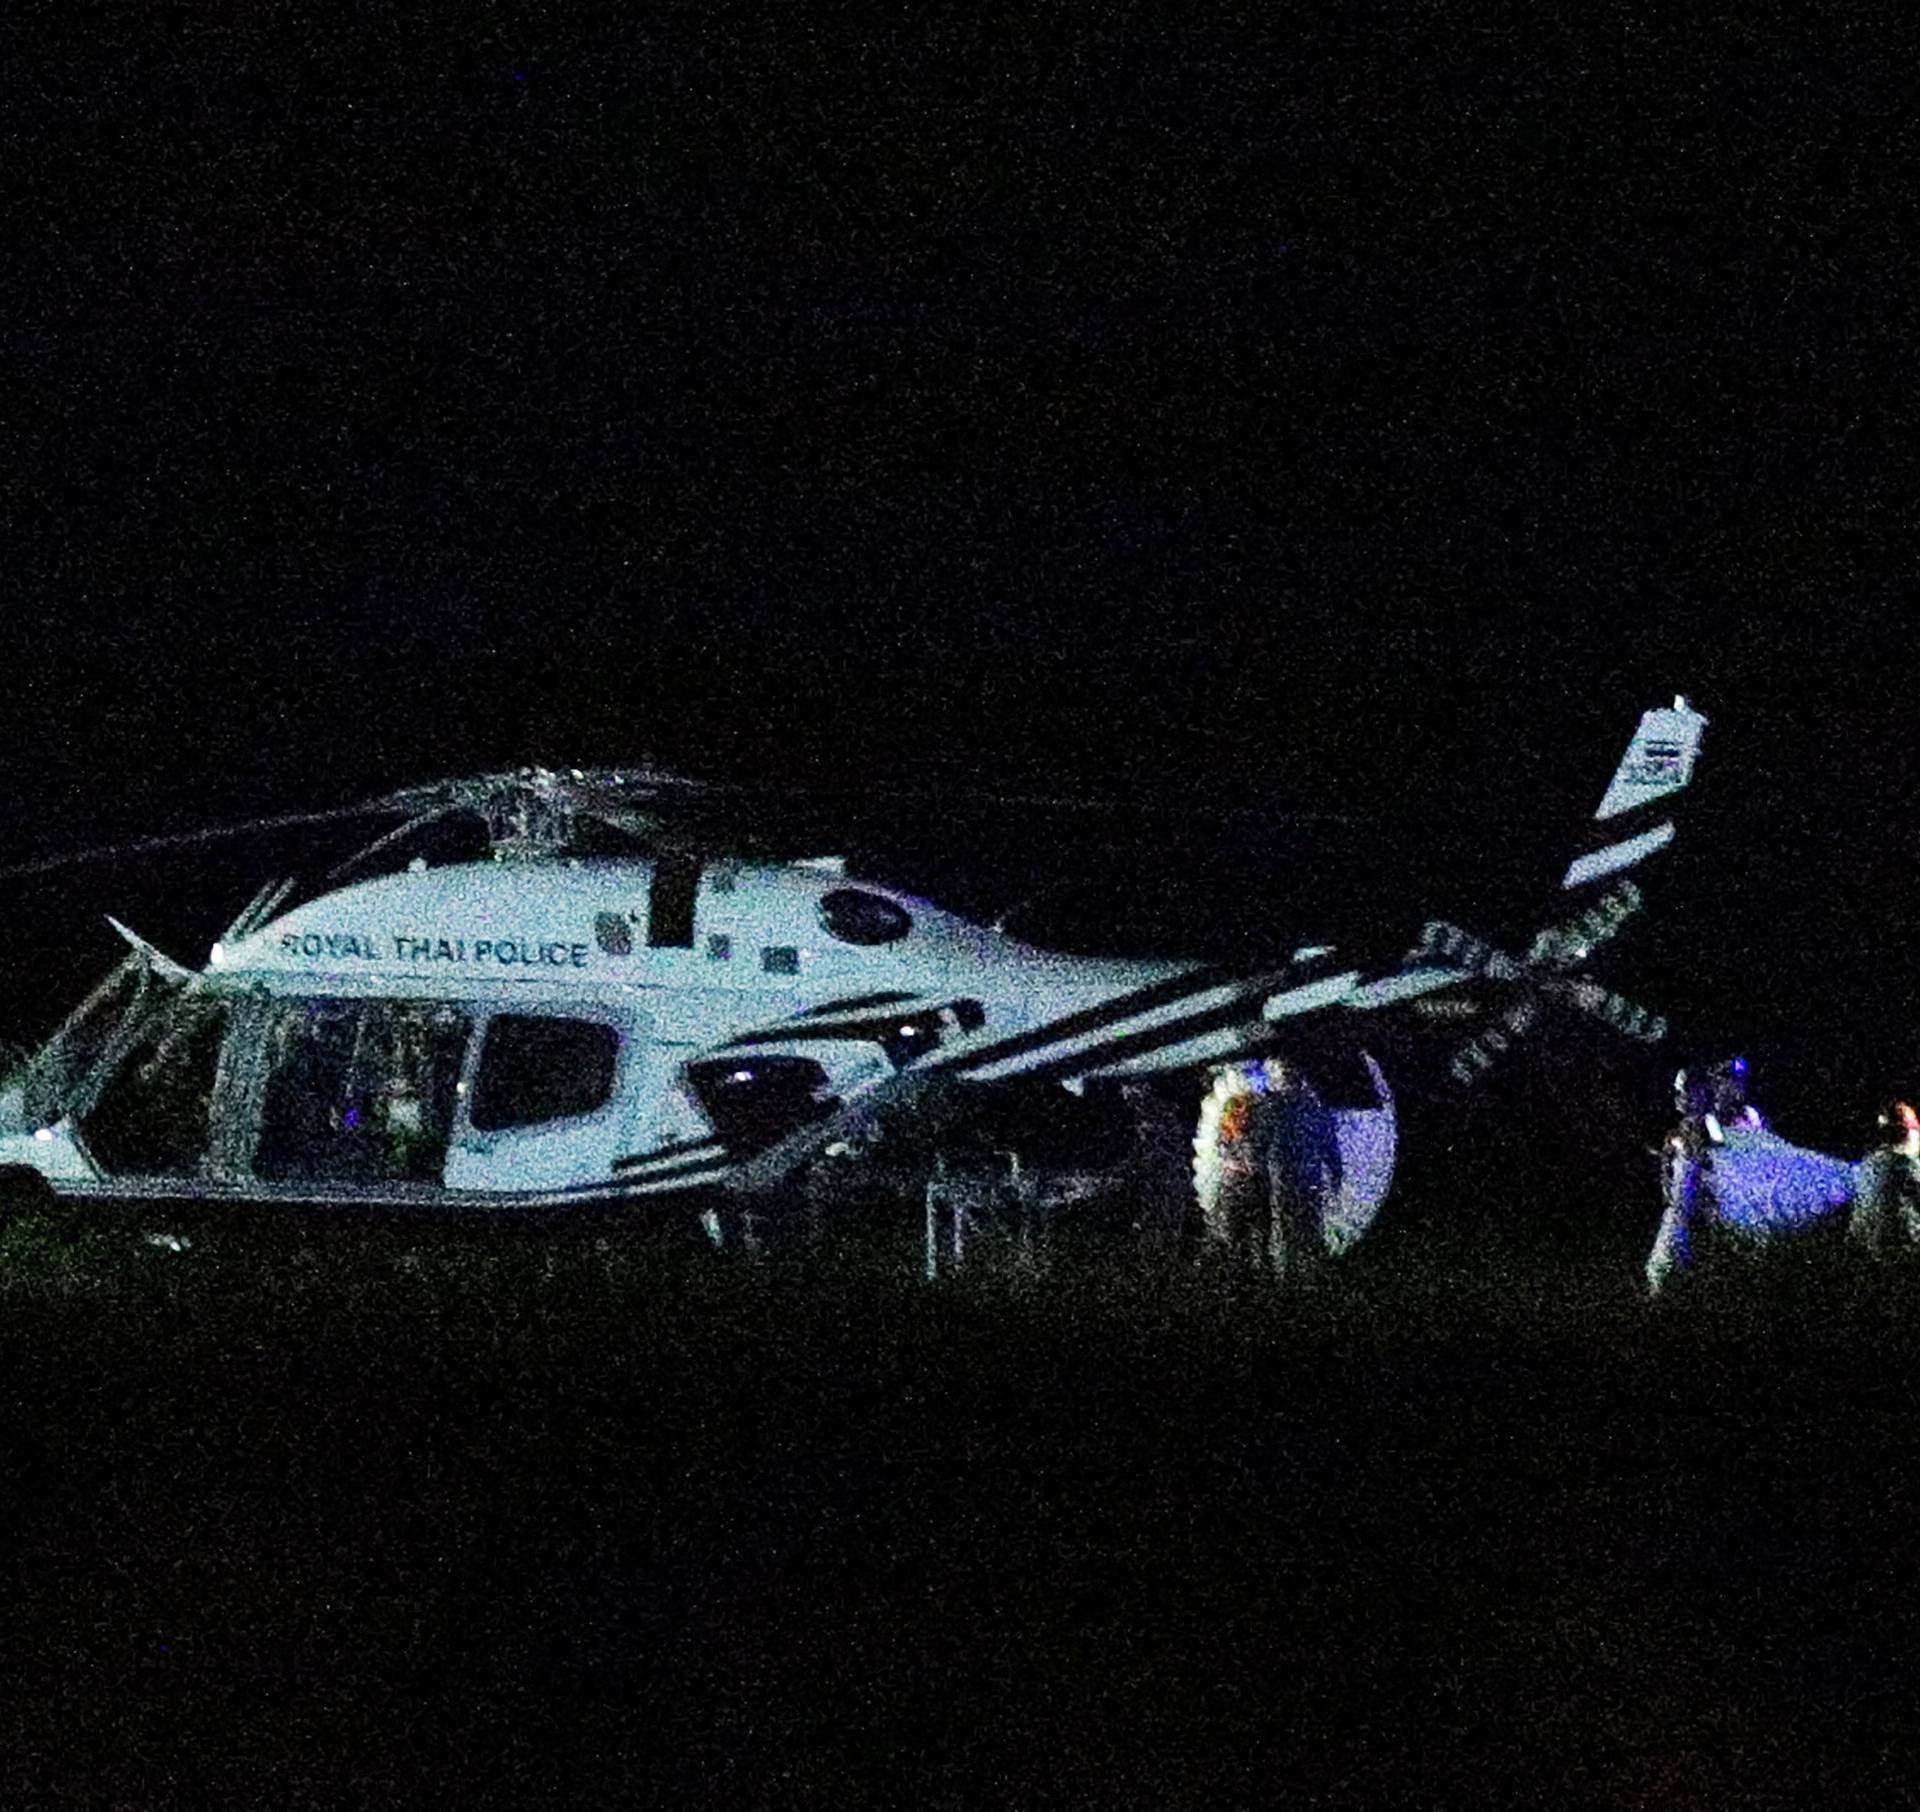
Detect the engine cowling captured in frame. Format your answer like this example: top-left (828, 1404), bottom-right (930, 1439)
top-left (1192, 1052), bottom-right (1397, 1273)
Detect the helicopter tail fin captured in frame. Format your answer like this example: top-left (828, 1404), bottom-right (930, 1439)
top-left (1559, 695), bottom-right (1708, 893)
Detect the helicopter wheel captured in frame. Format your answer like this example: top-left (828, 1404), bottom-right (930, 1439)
top-left (1192, 1062), bottom-right (1335, 1282)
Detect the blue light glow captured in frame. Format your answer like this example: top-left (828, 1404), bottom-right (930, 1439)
top-left (1710, 1131), bottom-right (1854, 1237)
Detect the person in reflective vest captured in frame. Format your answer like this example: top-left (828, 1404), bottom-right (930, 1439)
top-left (1194, 1060), bottom-right (1336, 1281)
top-left (1849, 1099), bottom-right (1920, 1260)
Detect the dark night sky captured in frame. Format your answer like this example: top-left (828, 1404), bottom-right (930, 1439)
top-left (5, 1), bottom-right (1916, 1137)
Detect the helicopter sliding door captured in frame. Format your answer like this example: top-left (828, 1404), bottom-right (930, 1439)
top-left (441, 1003), bottom-right (648, 1195)
top-left (252, 998), bottom-right (473, 1189)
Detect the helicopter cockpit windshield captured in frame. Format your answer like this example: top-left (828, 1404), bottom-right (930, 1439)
top-left (15, 953), bottom-right (193, 1134)
top-left (80, 992), bottom-right (233, 1179)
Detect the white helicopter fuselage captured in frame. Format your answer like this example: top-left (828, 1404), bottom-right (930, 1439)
top-left (0, 854), bottom-right (1250, 1209)
top-left (252, 857), bottom-right (1204, 1189)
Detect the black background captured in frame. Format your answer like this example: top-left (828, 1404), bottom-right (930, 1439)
top-left (7, 1), bottom-right (1916, 1144)
top-left (8, 6), bottom-right (1920, 1803)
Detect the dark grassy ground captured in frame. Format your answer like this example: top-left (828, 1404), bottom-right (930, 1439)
top-left (4, 1186), bottom-right (1918, 1809)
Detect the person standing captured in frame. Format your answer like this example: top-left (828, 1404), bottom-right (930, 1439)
top-left (1194, 1060), bottom-right (1335, 1282)
top-left (1848, 1099), bottom-right (1920, 1260)
top-left (1646, 1067), bottom-right (1721, 1295)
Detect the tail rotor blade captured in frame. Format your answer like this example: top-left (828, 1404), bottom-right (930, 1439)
top-left (1448, 992), bottom-right (1547, 1085)
top-left (1546, 978), bottom-right (1667, 1044)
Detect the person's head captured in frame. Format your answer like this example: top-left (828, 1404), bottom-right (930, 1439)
top-left (1673, 1067), bottom-right (1714, 1118)
top-left (1707, 1056), bottom-right (1750, 1116)
top-left (1877, 1099), bottom-right (1920, 1149)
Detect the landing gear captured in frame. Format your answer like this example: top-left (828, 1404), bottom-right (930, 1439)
top-left (921, 1150), bottom-right (1049, 1282)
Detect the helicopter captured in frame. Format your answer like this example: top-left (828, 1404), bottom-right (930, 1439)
top-left (0, 698), bottom-right (1708, 1264)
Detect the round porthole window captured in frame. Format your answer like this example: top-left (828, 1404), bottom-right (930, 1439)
top-left (817, 887), bottom-right (912, 946)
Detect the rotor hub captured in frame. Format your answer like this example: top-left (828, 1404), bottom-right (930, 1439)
top-left (382, 767), bottom-right (692, 860)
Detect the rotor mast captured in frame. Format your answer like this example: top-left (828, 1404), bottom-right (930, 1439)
top-left (383, 767), bottom-right (686, 863)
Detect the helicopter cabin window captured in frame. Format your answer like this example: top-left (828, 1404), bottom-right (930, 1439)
top-left (254, 999), bottom-right (472, 1185)
top-left (817, 888), bottom-right (912, 947)
top-left (470, 1015), bottom-right (619, 1131)
top-left (81, 997), bottom-right (232, 1177)
top-left (684, 1056), bottom-right (836, 1153)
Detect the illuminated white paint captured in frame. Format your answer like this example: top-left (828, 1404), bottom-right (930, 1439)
top-left (1560, 822), bottom-right (1675, 889)
top-left (1593, 698), bottom-right (1708, 821)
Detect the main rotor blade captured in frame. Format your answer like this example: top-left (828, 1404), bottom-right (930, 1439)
top-left (322, 807), bottom-right (467, 884)
top-left (0, 765), bottom-right (1371, 893)
top-left (0, 801), bottom-right (402, 884)
top-left (707, 779), bottom-right (1363, 824)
